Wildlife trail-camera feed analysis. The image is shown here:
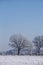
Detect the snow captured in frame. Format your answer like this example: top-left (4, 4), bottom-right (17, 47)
top-left (0, 56), bottom-right (43, 65)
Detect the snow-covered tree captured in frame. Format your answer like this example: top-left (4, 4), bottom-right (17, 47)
top-left (9, 34), bottom-right (32, 55)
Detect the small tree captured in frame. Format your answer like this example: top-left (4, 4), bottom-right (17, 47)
top-left (9, 34), bottom-right (31, 55)
top-left (33, 35), bottom-right (43, 55)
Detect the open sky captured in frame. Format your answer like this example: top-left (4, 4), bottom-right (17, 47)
top-left (0, 0), bottom-right (43, 51)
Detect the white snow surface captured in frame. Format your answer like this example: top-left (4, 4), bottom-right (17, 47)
top-left (0, 56), bottom-right (43, 65)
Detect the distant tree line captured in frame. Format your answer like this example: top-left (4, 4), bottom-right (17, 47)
top-left (0, 34), bottom-right (43, 55)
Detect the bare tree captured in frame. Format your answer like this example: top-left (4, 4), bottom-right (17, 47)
top-left (33, 35), bottom-right (43, 55)
top-left (9, 34), bottom-right (32, 55)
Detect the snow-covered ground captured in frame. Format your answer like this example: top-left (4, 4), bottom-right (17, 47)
top-left (0, 56), bottom-right (43, 65)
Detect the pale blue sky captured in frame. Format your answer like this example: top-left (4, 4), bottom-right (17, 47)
top-left (0, 0), bottom-right (43, 51)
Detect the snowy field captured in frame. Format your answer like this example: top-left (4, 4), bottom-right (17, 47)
top-left (0, 56), bottom-right (43, 65)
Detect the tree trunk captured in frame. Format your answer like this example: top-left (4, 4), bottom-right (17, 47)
top-left (37, 47), bottom-right (40, 55)
top-left (18, 48), bottom-right (20, 55)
